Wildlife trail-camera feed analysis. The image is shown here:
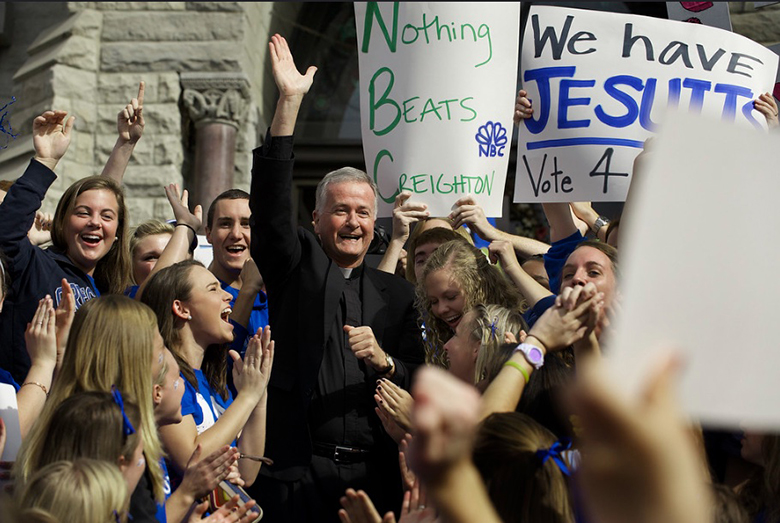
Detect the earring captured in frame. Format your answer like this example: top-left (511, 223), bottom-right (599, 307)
top-left (187, 315), bottom-right (192, 321)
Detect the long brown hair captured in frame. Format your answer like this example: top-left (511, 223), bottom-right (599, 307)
top-left (474, 412), bottom-right (574, 523)
top-left (141, 260), bottom-right (229, 399)
top-left (51, 176), bottom-right (131, 294)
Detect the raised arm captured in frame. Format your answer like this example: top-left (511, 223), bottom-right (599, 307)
top-left (159, 328), bottom-right (274, 487)
top-left (487, 240), bottom-right (551, 307)
top-left (251, 34), bottom-right (316, 282)
top-left (268, 34), bottom-right (317, 138)
top-left (0, 111), bottom-right (74, 262)
top-left (450, 195), bottom-right (549, 259)
top-left (377, 191), bottom-right (429, 275)
top-left (101, 81), bottom-right (145, 184)
top-left (134, 184), bottom-right (202, 301)
top-left (753, 92), bottom-right (779, 130)
top-left (479, 284), bottom-right (602, 420)
top-left (410, 367), bottom-right (502, 523)
top-left (570, 201), bottom-right (610, 242)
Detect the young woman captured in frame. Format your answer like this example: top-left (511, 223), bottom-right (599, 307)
top-left (141, 260), bottom-right (273, 487)
top-left (0, 111), bottom-right (131, 383)
top-left (14, 295), bottom-right (166, 517)
top-left (20, 390), bottom-right (145, 494)
top-left (129, 220), bottom-right (175, 287)
top-left (442, 303), bottom-right (528, 386)
top-left (473, 412), bottom-right (575, 523)
top-left (416, 240), bottom-right (523, 366)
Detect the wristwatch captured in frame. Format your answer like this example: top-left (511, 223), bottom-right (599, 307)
top-left (592, 215), bottom-right (610, 233)
top-left (513, 343), bottom-right (544, 370)
top-left (377, 353), bottom-right (395, 376)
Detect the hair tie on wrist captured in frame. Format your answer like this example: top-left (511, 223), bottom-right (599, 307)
top-left (175, 222), bottom-right (199, 252)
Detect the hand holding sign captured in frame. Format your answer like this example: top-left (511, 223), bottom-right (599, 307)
top-left (391, 191), bottom-right (429, 244)
top-left (513, 89), bottom-right (534, 125)
top-left (753, 92), bottom-right (779, 129)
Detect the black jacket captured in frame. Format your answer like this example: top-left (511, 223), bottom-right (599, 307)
top-left (0, 159), bottom-right (99, 382)
top-left (250, 144), bottom-right (424, 481)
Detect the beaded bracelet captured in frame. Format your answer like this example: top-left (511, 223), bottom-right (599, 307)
top-left (503, 361), bottom-right (530, 384)
top-left (21, 381), bottom-right (49, 397)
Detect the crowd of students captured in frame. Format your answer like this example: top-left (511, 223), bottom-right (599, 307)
top-left (0, 30), bottom-right (777, 523)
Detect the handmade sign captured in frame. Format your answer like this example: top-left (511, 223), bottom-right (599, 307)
top-left (355, 2), bottom-right (520, 217)
top-left (606, 110), bottom-right (780, 429)
top-left (514, 5), bottom-right (778, 203)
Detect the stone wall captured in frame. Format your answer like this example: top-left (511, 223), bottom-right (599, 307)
top-left (0, 1), bottom-right (269, 224)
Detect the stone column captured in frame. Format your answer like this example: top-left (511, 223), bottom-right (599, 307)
top-left (181, 72), bottom-right (250, 212)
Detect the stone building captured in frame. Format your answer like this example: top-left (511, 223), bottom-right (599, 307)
top-left (0, 2), bottom-right (777, 234)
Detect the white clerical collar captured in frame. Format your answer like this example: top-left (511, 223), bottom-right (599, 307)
top-left (339, 267), bottom-right (353, 279)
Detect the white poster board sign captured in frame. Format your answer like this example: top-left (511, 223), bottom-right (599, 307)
top-left (514, 6), bottom-right (777, 203)
top-left (355, 2), bottom-right (521, 217)
top-left (606, 110), bottom-right (780, 430)
top-left (0, 383), bottom-right (22, 461)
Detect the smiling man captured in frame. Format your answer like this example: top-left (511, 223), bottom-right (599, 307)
top-left (205, 189), bottom-right (268, 357)
top-left (248, 35), bottom-right (424, 523)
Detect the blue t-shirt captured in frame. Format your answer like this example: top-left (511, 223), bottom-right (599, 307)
top-left (181, 369), bottom-right (234, 437)
top-left (154, 458), bottom-right (171, 522)
top-left (0, 368), bottom-right (19, 391)
top-left (219, 280), bottom-right (268, 357)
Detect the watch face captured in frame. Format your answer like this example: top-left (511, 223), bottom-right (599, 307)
top-left (528, 346), bottom-right (543, 363)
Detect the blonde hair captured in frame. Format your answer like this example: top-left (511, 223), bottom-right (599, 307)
top-left (129, 220), bottom-right (175, 284)
top-left (51, 176), bottom-right (131, 294)
top-left (470, 304), bottom-right (528, 385)
top-left (20, 459), bottom-right (129, 523)
top-left (15, 296), bottom-right (165, 501)
top-left (416, 240), bottom-right (524, 366)
top-left (404, 218), bottom-right (473, 283)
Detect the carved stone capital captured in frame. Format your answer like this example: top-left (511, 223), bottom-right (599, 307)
top-left (180, 72), bottom-right (250, 129)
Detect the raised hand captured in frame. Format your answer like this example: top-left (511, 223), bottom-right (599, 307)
top-left (530, 283), bottom-right (604, 352)
top-left (374, 404), bottom-right (406, 445)
top-left (269, 33), bottom-right (317, 99)
top-left (189, 495), bottom-right (259, 523)
top-left (25, 296), bottom-right (58, 370)
top-left (398, 478), bottom-right (437, 523)
top-left (164, 183), bottom-right (203, 233)
top-left (754, 92), bottom-right (779, 129)
top-left (487, 240), bottom-right (520, 271)
top-left (409, 367), bottom-right (480, 484)
top-left (391, 191), bottom-right (429, 244)
top-left (178, 444), bottom-right (240, 499)
top-left (449, 195), bottom-right (496, 241)
top-left (230, 325), bottom-right (274, 402)
top-left (513, 89), bottom-right (534, 125)
top-left (54, 279), bottom-right (76, 374)
top-left (33, 110), bottom-right (75, 170)
top-left (338, 488), bottom-right (387, 523)
top-left (28, 211), bottom-right (53, 246)
top-left (376, 378), bottom-right (413, 431)
top-left (117, 81), bottom-right (145, 144)
top-left (572, 352), bottom-right (711, 523)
